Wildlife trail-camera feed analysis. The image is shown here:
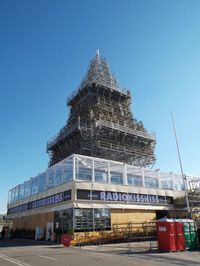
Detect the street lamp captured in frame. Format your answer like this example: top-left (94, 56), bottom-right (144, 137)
top-left (171, 112), bottom-right (191, 218)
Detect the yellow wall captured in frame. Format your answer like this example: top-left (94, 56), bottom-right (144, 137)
top-left (111, 209), bottom-right (156, 225)
top-left (13, 212), bottom-right (54, 231)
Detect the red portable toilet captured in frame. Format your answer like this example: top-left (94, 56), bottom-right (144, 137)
top-left (175, 221), bottom-right (185, 251)
top-left (157, 218), bottom-right (177, 252)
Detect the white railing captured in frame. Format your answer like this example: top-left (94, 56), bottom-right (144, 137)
top-left (8, 154), bottom-right (188, 206)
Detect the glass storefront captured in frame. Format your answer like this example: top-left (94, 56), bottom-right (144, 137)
top-left (54, 208), bottom-right (73, 233)
top-left (74, 208), bottom-right (111, 232)
top-left (54, 208), bottom-right (111, 233)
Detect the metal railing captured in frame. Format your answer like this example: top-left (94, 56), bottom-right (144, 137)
top-left (96, 120), bottom-right (156, 141)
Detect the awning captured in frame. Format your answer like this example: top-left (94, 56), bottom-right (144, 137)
top-left (73, 202), bottom-right (177, 211)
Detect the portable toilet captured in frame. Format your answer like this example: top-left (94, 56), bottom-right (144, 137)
top-left (175, 221), bottom-right (185, 251)
top-left (157, 218), bottom-right (177, 252)
top-left (180, 219), bottom-right (199, 250)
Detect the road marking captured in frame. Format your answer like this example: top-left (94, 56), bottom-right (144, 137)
top-left (39, 255), bottom-right (58, 261)
top-left (0, 254), bottom-right (32, 266)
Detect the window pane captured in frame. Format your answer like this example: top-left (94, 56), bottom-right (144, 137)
top-left (38, 173), bottom-right (46, 193)
top-left (110, 162), bottom-right (123, 184)
top-left (14, 186), bottom-right (19, 202)
top-left (74, 208), bottom-right (111, 232)
top-left (31, 177), bottom-right (38, 195)
top-left (24, 180), bottom-right (31, 198)
top-left (127, 175), bottom-right (143, 186)
top-left (127, 166), bottom-right (143, 187)
top-left (47, 168), bottom-right (55, 189)
top-left (54, 164), bottom-right (63, 186)
top-left (63, 158), bottom-right (73, 183)
top-left (19, 183), bottom-right (25, 200)
top-left (144, 169), bottom-right (159, 188)
top-left (94, 160), bottom-right (108, 183)
top-left (145, 177), bottom-right (159, 188)
top-left (75, 157), bottom-right (92, 181)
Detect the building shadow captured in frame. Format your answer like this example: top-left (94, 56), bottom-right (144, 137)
top-left (0, 238), bottom-right (56, 248)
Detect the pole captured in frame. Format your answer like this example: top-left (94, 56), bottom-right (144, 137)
top-left (171, 112), bottom-right (191, 217)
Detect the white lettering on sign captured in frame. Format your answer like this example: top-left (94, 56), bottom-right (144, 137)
top-left (100, 191), bottom-right (106, 200)
top-left (100, 191), bottom-right (162, 204)
top-left (8, 190), bottom-right (71, 214)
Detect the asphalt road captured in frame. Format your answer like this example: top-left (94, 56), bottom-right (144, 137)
top-left (0, 239), bottom-right (199, 266)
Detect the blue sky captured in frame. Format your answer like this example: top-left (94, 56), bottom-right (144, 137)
top-left (1, 0), bottom-right (200, 213)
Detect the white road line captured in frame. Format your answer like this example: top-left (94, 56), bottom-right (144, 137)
top-left (39, 255), bottom-right (58, 261)
top-left (0, 254), bottom-right (32, 266)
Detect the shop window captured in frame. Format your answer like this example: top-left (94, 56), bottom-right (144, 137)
top-left (74, 208), bottom-right (111, 232)
top-left (54, 208), bottom-right (73, 233)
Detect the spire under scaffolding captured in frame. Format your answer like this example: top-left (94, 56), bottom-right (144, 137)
top-left (47, 52), bottom-right (156, 167)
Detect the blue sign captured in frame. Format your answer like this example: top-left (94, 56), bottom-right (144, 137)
top-left (77, 189), bottom-right (173, 204)
top-left (7, 190), bottom-right (71, 214)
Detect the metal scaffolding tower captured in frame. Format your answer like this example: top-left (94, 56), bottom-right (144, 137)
top-left (47, 51), bottom-right (156, 167)
top-left (188, 178), bottom-right (200, 217)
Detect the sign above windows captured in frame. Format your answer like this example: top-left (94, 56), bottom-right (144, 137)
top-left (7, 190), bottom-right (71, 215)
top-left (77, 189), bottom-right (173, 205)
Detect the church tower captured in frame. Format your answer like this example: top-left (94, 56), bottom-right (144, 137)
top-left (47, 51), bottom-right (156, 167)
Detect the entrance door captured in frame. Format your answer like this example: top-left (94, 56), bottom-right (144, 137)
top-left (46, 222), bottom-right (54, 241)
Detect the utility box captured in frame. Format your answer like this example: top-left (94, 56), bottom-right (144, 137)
top-left (157, 218), bottom-right (177, 252)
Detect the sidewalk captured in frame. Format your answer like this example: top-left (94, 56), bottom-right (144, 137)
top-left (75, 240), bottom-right (200, 264)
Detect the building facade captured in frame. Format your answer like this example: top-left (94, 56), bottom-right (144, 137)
top-left (7, 52), bottom-right (188, 238)
top-left (7, 154), bottom-right (187, 237)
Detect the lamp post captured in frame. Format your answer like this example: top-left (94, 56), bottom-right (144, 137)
top-left (171, 112), bottom-right (191, 218)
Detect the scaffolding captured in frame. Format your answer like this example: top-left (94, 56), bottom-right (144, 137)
top-left (188, 178), bottom-right (200, 218)
top-left (47, 51), bottom-right (156, 167)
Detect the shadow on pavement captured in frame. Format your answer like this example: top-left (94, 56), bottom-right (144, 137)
top-left (0, 238), bottom-right (57, 248)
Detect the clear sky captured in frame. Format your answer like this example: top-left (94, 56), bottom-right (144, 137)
top-left (1, 0), bottom-right (200, 213)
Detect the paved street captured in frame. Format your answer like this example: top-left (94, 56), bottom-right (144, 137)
top-left (0, 239), bottom-right (199, 266)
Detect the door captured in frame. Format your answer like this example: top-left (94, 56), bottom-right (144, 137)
top-left (46, 221), bottom-right (54, 241)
